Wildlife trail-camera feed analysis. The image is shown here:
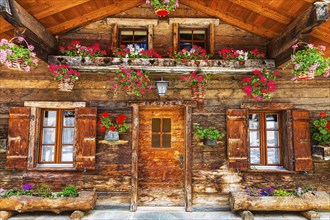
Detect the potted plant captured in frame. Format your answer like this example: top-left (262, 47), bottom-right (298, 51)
top-left (111, 65), bottom-right (152, 96)
top-left (98, 112), bottom-right (129, 141)
top-left (49, 63), bottom-right (80, 92)
top-left (168, 46), bottom-right (211, 66)
top-left (182, 71), bottom-right (209, 101)
top-left (122, 45), bottom-right (162, 65)
top-left (286, 43), bottom-right (330, 80)
top-left (242, 69), bottom-right (279, 101)
top-left (218, 47), bottom-right (248, 65)
top-left (194, 125), bottom-right (225, 146)
top-left (312, 112), bottom-right (330, 160)
top-left (0, 37), bottom-right (39, 72)
top-left (146, 0), bottom-right (179, 17)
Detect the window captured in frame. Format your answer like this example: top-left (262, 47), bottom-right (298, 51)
top-left (179, 28), bottom-right (207, 50)
top-left (119, 29), bottom-right (148, 50)
top-left (152, 118), bottom-right (171, 148)
top-left (39, 109), bottom-right (75, 164)
top-left (5, 102), bottom-right (97, 171)
top-left (249, 112), bottom-right (282, 166)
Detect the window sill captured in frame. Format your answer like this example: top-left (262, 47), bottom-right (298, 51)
top-left (245, 166), bottom-right (294, 174)
top-left (31, 164), bottom-right (76, 171)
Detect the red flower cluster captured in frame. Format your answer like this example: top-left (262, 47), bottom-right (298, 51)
top-left (110, 45), bottom-right (130, 58)
top-left (168, 45), bottom-right (211, 62)
top-left (182, 72), bottom-right (208, 86)
top-left (49, 63), bottom-right (80, 81)
top-left (59, 40), bottom-right (106, 58)
top-left (218, 48), bottom-right (265, 61)
top-left (242, 69), bottom-right (279, 101)
top-left (248, 48), bottom-right (266, 59)
top-left (312, 112), bottom-right (330, 145)
top-left (98, 112), bottom-right (128, 133)
top-left (140, 48), bottom-right (162, 58)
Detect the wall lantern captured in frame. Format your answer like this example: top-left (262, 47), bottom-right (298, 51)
top-left (155, 77), bottom-right (169, 96)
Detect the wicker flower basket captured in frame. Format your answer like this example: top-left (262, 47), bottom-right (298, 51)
top-left (9, 57), bottom-right (28, 71)
top-left (58, 78), bottom-right (76, 92)
top-left (190, 84), bottom-right (205, 101)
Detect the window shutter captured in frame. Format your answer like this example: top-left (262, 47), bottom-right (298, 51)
top-left (282, 110), bottom-right (294, 171)
top-left (292, 110), bottom-right (313, 171)
top-left (226, 109), bottom-right (248, 170)
top-left (5, 107), bottom-right (31, 170)
top-left (75, 107), bottom-right (97, 171)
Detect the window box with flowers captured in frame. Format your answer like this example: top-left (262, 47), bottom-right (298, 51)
top-left (168, 46), bottom-right (212, 67)
top-left (49, 63), bottom-right (80, 92)
top-left (286, 43), bottom-right (330, 81)
top-left (58, 40), bottom-right (107, 65)
top-left (312, 112), bottom-right (330, 160)
top-left (98, 112), bottom-right (128, 141)
top-left (111, 65), bottom-right (152, 97)
top-left (242, 69), bottom-right (279, 101)
top-left (182, 72), bottom-right (209, 101)
top-left (0, 37), bottom-right (39, 72)
top-left (218, 48), bottom-right (266, 67)
top-left (146, 0), bottom-right (179, 17)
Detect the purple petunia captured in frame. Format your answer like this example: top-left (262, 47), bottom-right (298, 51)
top-left (21, 183), bottom-right (33, 191)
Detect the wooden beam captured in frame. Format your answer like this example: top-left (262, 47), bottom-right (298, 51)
top-left (130, 104), bottom-right (139, 212)
top-left (173, 23), bottom-right (179, 51)
top-left (111, 23), bottom-right (118, 47)
top-left (148, 24), bottom-right (153, 50)
top-left (185, 106), bottom-right (192, 212)
top-left (180, 0), bottom-right (277, 39)
top-left (267, 1), bottom-right (328, 67)
top-left (228, 0), bottom-right (292, 25)
top-left (47, 0), bottom-right (145, 34)
top-left (0, 0), bottom-right (57, 61)
top-left (209, 23), bottom-right (215, 55)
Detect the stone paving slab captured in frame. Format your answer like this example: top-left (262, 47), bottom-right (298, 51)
top-left (8, 210), bottom-right (330, 220)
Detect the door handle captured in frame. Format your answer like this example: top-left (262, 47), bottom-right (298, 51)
top-left (179, 154), bottom-right (183, 169)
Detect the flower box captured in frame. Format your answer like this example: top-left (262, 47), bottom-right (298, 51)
top-left (0, 190), bottom-right (96, 217)
top-left (312, 145), bottom-right (330, 160)
top-left (229, 191), bottom-right (330, 212)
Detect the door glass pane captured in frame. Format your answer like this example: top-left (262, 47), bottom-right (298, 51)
top-left (41, 145), bottom-right (54, 162)
top-left (61, 146), bottom-right (73, 162)
top-left (267, 148), bottom-right (280, 164)
top-left (42, 128), bottom-right (55, 144)
top-left (152, 118), bottom-right (161, 132)
top-left (152, 134), bottom-right (160, 148)
top-left (43, 111), bottom-right (56, 126)
top-left (250, 148), bottom-right (260, 164)
top-left (249, 130), bottom-right (260, 146)
top-left (267, 131), bottom-right (279, 147)
top-left (63, 111), bottom-right (75, 126)
top-left (62, 128), bottom-right (74, 144)
top-left (162, 119), bottom-right (171, 132)
top-left (266, 114), bottom-right (278, 129)
top-left (162, 134), bottom-right (171, 148)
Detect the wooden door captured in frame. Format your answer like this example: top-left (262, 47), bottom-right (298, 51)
top-left (138, 107), bottom-right (185, 206)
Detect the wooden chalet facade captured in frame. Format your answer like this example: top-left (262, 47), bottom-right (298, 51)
top-left (0, 0), bottom-right (329, 212)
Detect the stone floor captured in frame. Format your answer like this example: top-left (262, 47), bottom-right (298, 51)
top-left (8, 208), bottom-right (330, 220)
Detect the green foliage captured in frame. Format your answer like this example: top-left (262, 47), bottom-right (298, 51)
top-left (312, 116), bottom-right (330, 146)
top-left (32, 184), bottom-right (53, 197)
top-left (57, 185), bottom-right (79, 198)
top-left (147, 0), bottom-right (178, 12)
top-left (0, 187), bottom-right (32, 198)
top-left (292, 185), bottom-right (315, 197)
top-left (274, 189), bottom-right (292, 196)
top-left (194, 125), bottom-right (225, 141)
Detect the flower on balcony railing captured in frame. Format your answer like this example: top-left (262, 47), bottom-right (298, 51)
top-left (242, 69), bottom-right (279, 101)
top-left (59, 40), bottom-right (107, 58)
top-left (218, 48), bottom-right (248, 62)
top-left (0, 37), bottom-right (38, 72)
top-left (248, 48), bottom-right (266, 59)
top-left (146, 0), bottom-right (179, 16)
top-left (110, 45), bottom-right (129, 59)
top-left (49, 63), bottom-right (80, 81)
top-left (181, 71), bottom-right (209, 86)
top-left (168, 46), bottom-right (211, 63)
top-left (126, 45), bottom-right (162, 59)
top-left (111, 65), bottom-right (152, 96)
top-left (286, 43), bottom-right (330, 80)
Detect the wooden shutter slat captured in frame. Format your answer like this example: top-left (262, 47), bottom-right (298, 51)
top-left (292, 110), bottom-right (313, 171)
top-left (5, 107), bottom-right (30, 170)
top-left (282, 110), bottom-right (294, 171)
top-left (227, 109), bottom-right (248, 170)
top-left (75, 107), bottom-right (97, 171)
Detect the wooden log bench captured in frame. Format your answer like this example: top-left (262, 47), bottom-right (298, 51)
top-left (0, 190), bottom-right (96, 220)
top-left (229, 191), bottom-right (330, 220)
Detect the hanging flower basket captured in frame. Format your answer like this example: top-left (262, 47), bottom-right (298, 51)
top-left (155, 9), bottom-right (169, 17)
top-left (58, 78), bottom-right (76, 92)
top-left (297, 72), bottom-right (315, 81)
top-left (0, 37), bottom-right (38, 72)
top-left (190, 84), bottom-right (205, 101)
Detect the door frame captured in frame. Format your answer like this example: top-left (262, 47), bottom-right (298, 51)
top-left (130, 101), bottom-right (196, 212)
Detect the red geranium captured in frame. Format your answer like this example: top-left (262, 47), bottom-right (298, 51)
top-left (98, 112), bottom-right (129, 133)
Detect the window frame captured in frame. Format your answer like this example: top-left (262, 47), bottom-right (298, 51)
top-left (151, 118), bottom-right (172, 149)
top-left (178, 27), bottom-right (209, 52)
top-left (118, 28), bottom-right (148, 49)
top-left (248, 111), bottom-right (283, 167)
top-left (38, 108), bottom-right (75, 165)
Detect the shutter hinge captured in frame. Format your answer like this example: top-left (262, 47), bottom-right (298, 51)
top-left (30, 115), bottom-right (35, 121)
top-left (28, 156), bottom-right (32, 162)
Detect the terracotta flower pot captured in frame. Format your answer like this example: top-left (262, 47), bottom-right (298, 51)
top-left (155, 9), bottom-right (169, 17)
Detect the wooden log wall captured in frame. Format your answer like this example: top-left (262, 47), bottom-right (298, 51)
top-left (0, 62), bottom-right (329, 208)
